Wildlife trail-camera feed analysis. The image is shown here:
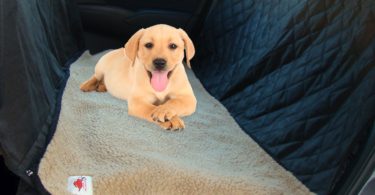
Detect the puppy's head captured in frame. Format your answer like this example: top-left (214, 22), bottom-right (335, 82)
top-left (124, 24), bottom-right (195, 92)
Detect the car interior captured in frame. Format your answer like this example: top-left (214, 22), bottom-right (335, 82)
top-left (1, 0), bottom-right (375, 194)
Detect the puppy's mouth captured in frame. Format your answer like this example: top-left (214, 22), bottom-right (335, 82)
top-left (146, 68), bottom-right (174, 92)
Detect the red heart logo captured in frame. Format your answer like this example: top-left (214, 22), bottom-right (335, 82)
top-left (73, 178), bottom-right (84, 191)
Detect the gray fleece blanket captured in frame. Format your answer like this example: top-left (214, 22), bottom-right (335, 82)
top-left (38, 51), bottom-right (312, 194)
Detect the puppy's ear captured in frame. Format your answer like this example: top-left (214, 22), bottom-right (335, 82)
top-left (178, 28), bottom-right (195, 69)
top-left (124, 28), bottom-right (145, 65)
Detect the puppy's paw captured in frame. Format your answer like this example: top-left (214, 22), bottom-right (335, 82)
top-left (96, 82), bottom-right (107, 92)
top-left (80, 80), bottom-right (97, 92)
top-left (80, 84), bottom-right (93, 92)
top-left (151, 105), bottom-right (176, 122)
top-left (158, 116), bottom-right (185, 131)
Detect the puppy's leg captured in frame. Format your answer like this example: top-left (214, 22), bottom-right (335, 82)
top-left (96, 80), bottom-right (107, 92)
top-left (128, 98), bottom-right (185, 131)
top-left (80, 75), bottom-right (99, 92)
top-left (151, 95), bottom-right (196, 122)
top-left (128, 98), bottom-right (156, 122)
top-left (150, 95), bottom-right (196, 130)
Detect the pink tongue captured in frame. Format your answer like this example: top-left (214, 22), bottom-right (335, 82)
top-left (150, 71), bottom-right (169, 92)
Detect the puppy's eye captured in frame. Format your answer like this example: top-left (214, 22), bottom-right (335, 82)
top-left (169, 43), bottom-right (177, 50)
top-left (145, 43), bottom-right (153, 49)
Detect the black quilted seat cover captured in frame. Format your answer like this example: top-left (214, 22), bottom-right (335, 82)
top-left (193, 0), bottom-right (375, 194)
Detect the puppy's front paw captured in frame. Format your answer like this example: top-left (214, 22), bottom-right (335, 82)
top-left (151, 105), bottom-right (176, 122)
top-left (159, 116), bottom-right (185, 131)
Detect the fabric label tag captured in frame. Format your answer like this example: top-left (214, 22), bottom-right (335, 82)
top-left (67, 176), bottom-right (93, 195)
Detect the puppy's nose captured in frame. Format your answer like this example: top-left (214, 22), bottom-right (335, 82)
top-left (153, 58), bottom-right (167, 70)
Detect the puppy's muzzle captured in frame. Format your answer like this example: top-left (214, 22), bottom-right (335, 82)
top-left (153, 58), bottom-right (167, 70)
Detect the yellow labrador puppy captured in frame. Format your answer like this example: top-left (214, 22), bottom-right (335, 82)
top-left (80, 24), bottom-right (196, 131)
